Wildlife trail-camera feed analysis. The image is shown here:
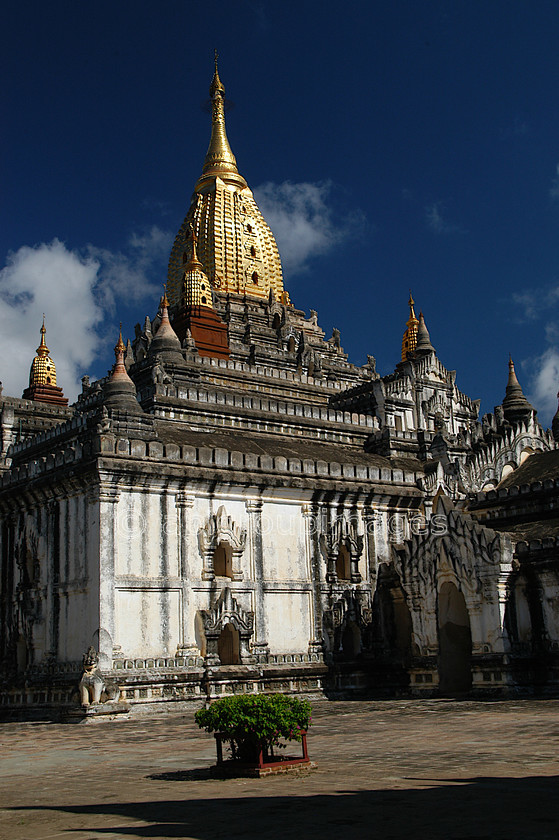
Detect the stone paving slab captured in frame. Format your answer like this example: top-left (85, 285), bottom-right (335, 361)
top-left (1, 699), bottom-right (559, 839)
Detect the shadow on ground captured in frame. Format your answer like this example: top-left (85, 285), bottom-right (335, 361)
top-left (8, 775), bottom-right (559, 839)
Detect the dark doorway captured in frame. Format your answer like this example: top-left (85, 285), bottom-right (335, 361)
top-left (336, 546), bottom-right (351, 581)
top-left (438, 581), bottom-right (472, 694)
top-left (213, 542), bottom-right (233, 578)
top-left (341, 620), bottom-right (361, 659)
top-left (218, 623), bottom-right (240, 665)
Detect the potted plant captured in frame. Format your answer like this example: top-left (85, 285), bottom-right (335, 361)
top-left (195, 693), bottom-right (314, 775)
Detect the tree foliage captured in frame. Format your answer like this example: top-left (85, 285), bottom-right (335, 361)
top-left (195, 693), bottom-right (312, 762)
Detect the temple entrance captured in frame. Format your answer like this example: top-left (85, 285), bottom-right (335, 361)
top-left (218, 622), bottom-right (240, 665)
top-left (374, 568), bottom-right (413, 665)
top-left (438, 582), bottom-right (472, 694)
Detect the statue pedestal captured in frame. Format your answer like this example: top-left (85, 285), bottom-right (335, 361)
top-left (63, 701), bottom-right (131, 723)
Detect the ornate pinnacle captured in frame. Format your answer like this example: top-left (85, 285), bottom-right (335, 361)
top-left (37, 315), bottom-right (50, 357)
top-left (202, 54), bottom-right (240, 178)
top-left (114, 324), bottom-right (126, 360)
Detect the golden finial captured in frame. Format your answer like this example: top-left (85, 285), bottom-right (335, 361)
top-left (203, 53), bottom-right (239, 178)
top-left (186, 223), bottom-right (202, 269)
top-left (162, 284), bottom-right (169, 309)
top-left (401, 291), bottom-right (419, 361)
top-left (210, 48), bottom-right (225, 98)
top-left (115, 323), bottom-right (126, 358)
top-left (37, 314), bottom-right (49, 357)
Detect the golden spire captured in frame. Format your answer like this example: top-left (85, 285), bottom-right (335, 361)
top-left (401, 291), bottom-right (419, 361)
top-left (201, 50), bottom-right (246, 185)
top-left (29, 317), bottom-right (57, 386)
top-left (37, 314), bottom-right (49, 357)
top-left (167, 57), bottom-right (286, 307)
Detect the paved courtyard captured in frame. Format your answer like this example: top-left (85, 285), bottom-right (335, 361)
top-left (1, 698), bottom-right (558, 840)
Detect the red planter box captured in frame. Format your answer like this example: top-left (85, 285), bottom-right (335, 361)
top-left (212, 731), bottom-right (314, 777)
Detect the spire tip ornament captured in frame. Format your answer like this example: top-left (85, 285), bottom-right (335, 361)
top-left (401, 291), bottom-right (419, 360)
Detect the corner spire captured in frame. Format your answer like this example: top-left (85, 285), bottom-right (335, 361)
top-left (112, 324), bottom-right (127, 377)
top-left (502, 356), bottom-right (534, 422)
top-left (103, 325), bottom-right (142, 413)
top-left (149, 289), bottom-right (184, 364)
top-left (415, 312), bottom-right (435, 354)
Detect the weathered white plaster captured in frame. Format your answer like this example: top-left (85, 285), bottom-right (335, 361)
top-left (115, 588), bottom-right (181, 657)
top-left (264, 591), bottom-right (312, 653)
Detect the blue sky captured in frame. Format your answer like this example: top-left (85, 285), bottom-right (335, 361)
top-left (2, 1), bottom-right (559, 424)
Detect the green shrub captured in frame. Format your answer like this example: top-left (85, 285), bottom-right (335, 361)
top-left (195, 693), bottom-right (312, 762)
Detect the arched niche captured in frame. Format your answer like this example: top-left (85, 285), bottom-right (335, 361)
top-left (519, 447), bottom-right (535, 465)
top-left (199, 588), bottom-right (255, 666)
top-left (198, 506), bottom-right (246, 581)
top-left (499, 463), bottom-right (516, 483)
top-left (213, 541), bottom-right (233, 578)
top-left (438, 581), bottom-right (472, 695)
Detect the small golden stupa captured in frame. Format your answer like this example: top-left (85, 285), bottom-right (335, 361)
top-left (401, 292), bottom-right (419, 361)
top-left (22, 317), bottom-right (68, 406)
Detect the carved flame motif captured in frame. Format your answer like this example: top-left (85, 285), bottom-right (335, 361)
top-left (198, 505), bottom-right (247, 581)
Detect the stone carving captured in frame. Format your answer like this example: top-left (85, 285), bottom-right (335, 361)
top-left (199, 587), bottom-right (255, 665)
top-left (394, 496), bottom-right (513, 656)
top-left (320, 517), bottom-right (364, 583)
top-left (79, 646), bottom-right (119, 705)
top-left (198, 505), bottom-right (247, 580)
top-left (322, 589), bottom-right (372, 658)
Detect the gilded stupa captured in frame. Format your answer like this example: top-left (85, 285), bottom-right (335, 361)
top-left (167, 54), bottom-right (288, 309)
top-left (401, 292), bottom-right (419, 360)
top-left (22, 318), bottom-right (68, 406)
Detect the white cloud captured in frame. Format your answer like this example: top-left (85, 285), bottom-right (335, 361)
top-left (425, 201), bottom-right (465, 235)
top-left (511, 283), bottom-right (559, 323)
top-left (89, 226), bottom-right (172, 311)
top-left (0, 228), bottom-right (171, 402)
top-left (526, 347), bottom-right (559, 423)
top-left (254, 180), bottom-right (364, 277)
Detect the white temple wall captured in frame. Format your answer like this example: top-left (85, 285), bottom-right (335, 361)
top-left (110, 488), bottom-right (182, 659)
top-left (56, 493), bottom-right (100, 662)
top-left (263, 590), bottom-right (313, 654)
top-left (115, 488), bottom-right (179, 578)
top-left (114, 587), bottom-right (182, 658)
top-left (261, 501), bottom-right (307, 582)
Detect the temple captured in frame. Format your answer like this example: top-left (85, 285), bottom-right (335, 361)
top-left (1, 60), bottom-right (559, 717)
